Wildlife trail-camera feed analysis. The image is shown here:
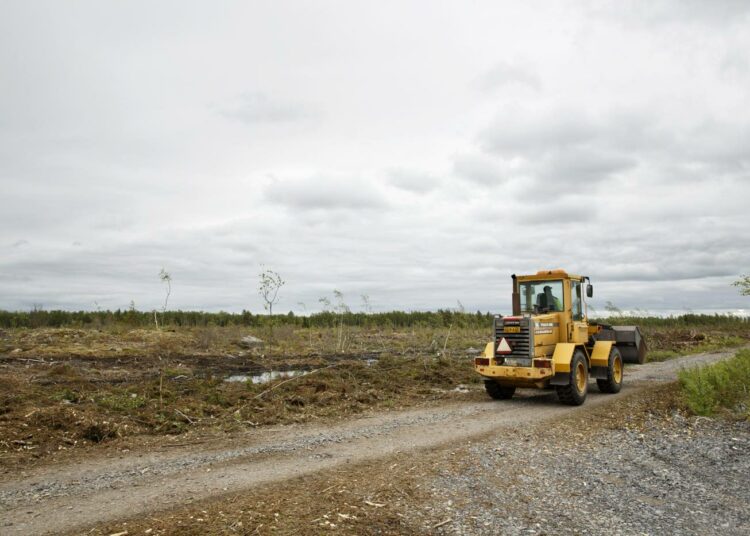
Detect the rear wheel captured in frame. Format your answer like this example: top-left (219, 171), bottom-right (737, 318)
top-left (556, 350), bottom-right (588, 406)
top-left (597, 347), bottom-right (623, 394)
top-left (484, 380), bottom-right (516, 400)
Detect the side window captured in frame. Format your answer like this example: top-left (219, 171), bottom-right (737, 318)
top-left (571, 281), bottom-right (583, 320)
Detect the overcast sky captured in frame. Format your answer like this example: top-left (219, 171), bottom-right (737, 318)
top-left (1, 1), bottom-right (749, 315)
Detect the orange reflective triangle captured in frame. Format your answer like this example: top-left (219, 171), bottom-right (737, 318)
top-left (496, 338), bottom-right (512, 354)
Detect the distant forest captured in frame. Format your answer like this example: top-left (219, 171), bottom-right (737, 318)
top-left (0, 308), bottom-right (746, 330)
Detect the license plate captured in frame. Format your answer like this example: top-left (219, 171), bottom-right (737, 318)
top-left (504, 358), bottom-right (519, 367)
top-left (504, 326), bottom-right (521, 333)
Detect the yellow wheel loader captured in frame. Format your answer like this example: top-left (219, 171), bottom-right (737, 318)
top-left (474, 270), bottom-right (647, 406)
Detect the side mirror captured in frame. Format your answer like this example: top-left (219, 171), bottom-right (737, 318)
top-left (586, 284), bottom-right (593, 298)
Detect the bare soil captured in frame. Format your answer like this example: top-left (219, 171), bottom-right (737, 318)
top-left (0, 348), bottom-right (742, 535)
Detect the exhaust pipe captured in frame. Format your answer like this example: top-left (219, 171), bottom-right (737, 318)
top-left (511, 274), bottom-right (521, 316)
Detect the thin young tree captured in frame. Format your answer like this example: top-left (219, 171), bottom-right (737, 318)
top-left (733, 274), bottom-right (750, 296)
top-left (360, 294), bottom-right (372, 314)
top-left (604, 301), bottom-right (622, 316)
top-left (317, 292), bottom-right (350, 352)
top-left (155, 268), bottom-right (172, 330)
top-left (298, 301), bottom-right (313, 348)
top-left (333, 290), bottom-right (350, 352)
top-left (258, 267), bottom-right (285, 340)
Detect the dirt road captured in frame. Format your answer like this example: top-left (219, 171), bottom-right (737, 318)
top-left (0, 349), bottom-right (740, 535)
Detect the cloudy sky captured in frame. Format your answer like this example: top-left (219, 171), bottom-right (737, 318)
top-left (1, 1), bottom-right (749, 315)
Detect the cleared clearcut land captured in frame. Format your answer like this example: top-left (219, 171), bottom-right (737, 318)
top-left (0, 345), bottom-right (747, 535)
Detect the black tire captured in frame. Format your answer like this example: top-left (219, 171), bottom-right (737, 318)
top-left (597, 347), bottom-right (623, 394)
top-left (555, 349), bottom-right (588, 406)
top-left (484, 380), bottom-right (516, 400)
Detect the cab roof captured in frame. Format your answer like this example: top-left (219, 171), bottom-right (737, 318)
top-left (517, 269), bottom-right (583, 281)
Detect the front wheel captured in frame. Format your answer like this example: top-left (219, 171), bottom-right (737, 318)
top-left (556, 350), bottom-right (588, 406)
top-left (597, 347), bottom-right (623, 394)
top-left (485, 380), bottom-right (516, 400)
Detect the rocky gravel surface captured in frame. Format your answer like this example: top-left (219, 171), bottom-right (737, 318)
top-left (0, 404), bottom-right (486, 510)
top-left (418, 412), bottom-right (750, 535)
top-left (0, 407), bottom-right (469, 508)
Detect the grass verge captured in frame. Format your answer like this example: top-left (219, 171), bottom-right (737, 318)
top-left (647, 335), bottom-right (746, 362)
top-left (678, 349), bottom-right (750, 417)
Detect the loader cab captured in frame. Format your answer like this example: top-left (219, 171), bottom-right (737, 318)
top-left (514, 270), bottom-right (590, 345)
top-left (516, 270), bottom-right (588, 315)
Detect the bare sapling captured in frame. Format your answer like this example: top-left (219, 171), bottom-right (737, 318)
top-left (441, 323), bottom-right (452, 357)
top-left (258, 267), bottom-right (285, 342)
top-left (333, 290), bottom-right (351, 352)
top-left (298, 301), bottom-right (313, 349)
top-left (360, 294), bottom-right (372, 314)
top-left (154, 268), bottom-right (172, 330)
top-left (318, 296), bottom-right (333, 351)
top-left (361, 293), bottom-right (386, 352)
top-left (605, 301), bottom-right (622, 316)
top-left (318, 293), bottom-right (351, 353)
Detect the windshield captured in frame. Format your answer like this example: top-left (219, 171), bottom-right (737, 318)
top-left (519, 280), bottom-right (564, 313)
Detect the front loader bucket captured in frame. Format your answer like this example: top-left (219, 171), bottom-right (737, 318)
top-left (612, 326), bottom-right (647, 364)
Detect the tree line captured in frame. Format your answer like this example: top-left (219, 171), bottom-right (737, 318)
top-left (0, 308), bottom-right (746, 330)
top-left (0, 308), bottom-right (496, 329)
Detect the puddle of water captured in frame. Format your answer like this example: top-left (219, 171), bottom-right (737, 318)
top-left (225, 369), bottom-right (309, 384)
top-left (226, 357), bottom-right (379, 384)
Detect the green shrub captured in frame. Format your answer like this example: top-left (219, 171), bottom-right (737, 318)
top-left (96, 392), bottom-right (147, 412)
top-left (678, 350), bottom-right (750, 416)
top-left (648, 350), bottom-right (680, 362)
top-left (52, 388), bottom-right (81, 403)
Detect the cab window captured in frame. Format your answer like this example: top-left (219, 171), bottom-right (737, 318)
top-left (519, 280), bottom-right (564, 313)
top-left (571, 280), bottom-right (583, 320)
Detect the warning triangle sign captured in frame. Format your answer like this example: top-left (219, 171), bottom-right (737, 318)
top-left (496, 338), bottom-right (512, 354)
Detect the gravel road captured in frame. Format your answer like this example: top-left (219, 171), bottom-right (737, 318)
top-left (0, 348), bottom-right (743, 535)
top-left (416, 402), bottom-right (750, 535)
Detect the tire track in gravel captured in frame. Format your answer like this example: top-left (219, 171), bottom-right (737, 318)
top-left (0, 347), bottom-right (742, 535)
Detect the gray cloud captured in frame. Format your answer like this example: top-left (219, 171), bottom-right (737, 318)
top-left (480, 108), bottom-right (600, 156)
top-left (387, 168), bottom-right (442, 193)
top-left (533, 149), bottom-right (638, 190)
top-left (590, 0), bottom-right (750, 27)
top-left (512, 199), bottom-right (597, 225)
top-left (219, 92), bottom-right (315, 125)
top-left (476, 61), bottom-right (541, 92)
top-left (264, 175), bottom-right (388, 211)
top-left (452, 153), bottom-right (512, 186)
top-left (475, 105), bottom-right (749, 200)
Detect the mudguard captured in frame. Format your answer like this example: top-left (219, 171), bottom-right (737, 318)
top-left (551, 343), bottom-right (576, 374)
top-left (590, 340), bottom-right (613, 368)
